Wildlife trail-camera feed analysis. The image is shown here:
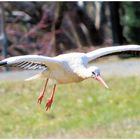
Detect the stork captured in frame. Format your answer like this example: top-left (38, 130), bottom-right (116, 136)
top-left (0, 45), bottom-right (140, 111)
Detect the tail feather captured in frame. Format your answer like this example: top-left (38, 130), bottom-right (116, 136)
top-left (25, 73), bottom-right (42, 81)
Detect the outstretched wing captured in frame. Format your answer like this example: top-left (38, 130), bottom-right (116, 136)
top-left (86, 45), bottom-right (140, 62)
top-left (0, 55), bottom-right (62, 70)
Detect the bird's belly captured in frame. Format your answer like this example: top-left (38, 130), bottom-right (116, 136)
top-left (51, 71), bottom-right (83, 84)
top-left (58, 76), bottom-right (83, 84)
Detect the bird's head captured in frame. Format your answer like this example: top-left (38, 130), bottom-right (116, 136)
top-left (88, 66), bottom-right (109, 89)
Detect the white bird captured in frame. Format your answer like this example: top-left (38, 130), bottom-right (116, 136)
top-left (0, 45), bottom-right (140, 111)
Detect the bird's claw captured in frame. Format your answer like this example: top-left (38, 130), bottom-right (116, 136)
top-left (45, 98), bottom-right (53, 111)
top-left (37, 95), bottom-right (44, 104)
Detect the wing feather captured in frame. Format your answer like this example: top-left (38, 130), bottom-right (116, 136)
top-left (86, 45), bottom-right (140, 62)
top-left (8, 61), bottom-right (47, 70)
top-left (0, 55), bottom-right (62, 70)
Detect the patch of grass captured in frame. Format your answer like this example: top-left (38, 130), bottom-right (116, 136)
top-left (0, 76), bottom-right (140, 138)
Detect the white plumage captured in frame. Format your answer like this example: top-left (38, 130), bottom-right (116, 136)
top-left (0, 45), bottom-right (140, 111)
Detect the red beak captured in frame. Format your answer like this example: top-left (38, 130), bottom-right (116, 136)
top-left (96, 75), bottom-right (109, 89)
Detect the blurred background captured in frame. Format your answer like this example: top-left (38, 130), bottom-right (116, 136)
top-left (0, 1), bottom-right (140, 138)
top-left (0, 1), bottom-right (140, 59)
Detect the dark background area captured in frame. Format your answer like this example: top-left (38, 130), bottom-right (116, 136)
top-left (0, 1), bottom-right (140, 59)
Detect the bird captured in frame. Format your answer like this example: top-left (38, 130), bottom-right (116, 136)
top-left (0, 44), bottom-right (140, 111)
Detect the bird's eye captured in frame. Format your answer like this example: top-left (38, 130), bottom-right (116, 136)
top-left (92, 72), bottom-right (95, 75)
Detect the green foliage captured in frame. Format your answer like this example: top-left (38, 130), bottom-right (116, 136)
top-left (0, 77), bottom-right (140, 138)
top-left (121, 2), bottom-right (140, 43)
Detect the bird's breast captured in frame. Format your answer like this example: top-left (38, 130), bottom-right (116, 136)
top-left (50, 70), bottom-right (83, 84)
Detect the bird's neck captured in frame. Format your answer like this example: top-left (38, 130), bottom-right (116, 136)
top-left (77, 68), bottom-right (92, 79)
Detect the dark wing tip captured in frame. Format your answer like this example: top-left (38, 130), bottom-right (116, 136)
top-left (0, 61), bottom-right (7, 66)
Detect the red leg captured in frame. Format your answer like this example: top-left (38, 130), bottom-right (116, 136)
top-left (46, 84), bottom-right (56, 111)
top-left (38, 79), bottom-right (49, 104)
